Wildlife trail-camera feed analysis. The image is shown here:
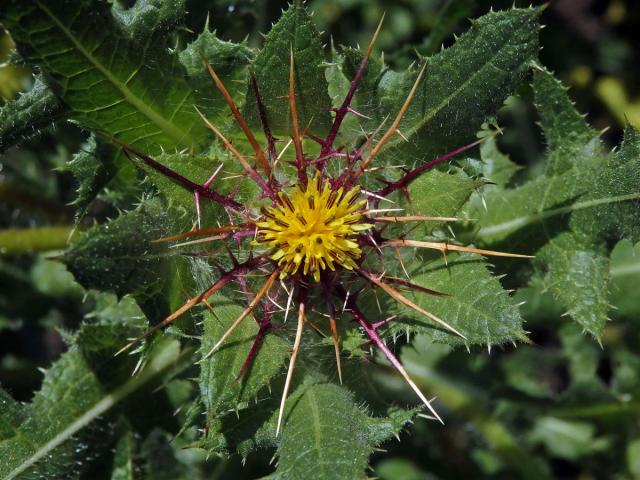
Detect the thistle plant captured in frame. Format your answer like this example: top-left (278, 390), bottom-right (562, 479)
top-left (113, 27), bottom-right (532, 432)
top-left (1, 1), bottom-right (639, 479)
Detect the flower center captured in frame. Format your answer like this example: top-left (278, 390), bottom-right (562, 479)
top-left (255, 174), bottom-right (371, 281)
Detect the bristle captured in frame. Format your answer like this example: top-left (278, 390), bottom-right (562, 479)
top-left (203, 59), bottom-right (271, 176)
top-left (276, 302), bottom-right (306, 436)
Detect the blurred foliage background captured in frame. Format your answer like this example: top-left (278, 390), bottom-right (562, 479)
top-left (1, 1), bottom-right (639, 479)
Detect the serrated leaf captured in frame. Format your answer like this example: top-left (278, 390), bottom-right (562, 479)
top-left (377, 7), bottom-right (539, 164)
top-left (199, 296), bottom-right (288, 416)
top-left (1, 1), bottom-right (206, 156)
top-left (243, 3), bottom-right (331, 134)
top-left (0, 386), bottom-right (25, 439)
top-left (533, 233), bottom-right (610, 336)
top-left (386, 252), bottom-right (526, 346)
top-left (405, 168), bottom-right (482, 234)
top-left (66, 135), bottom-right (120, 216)
top-left (0, 75), bottom-right (68, 152)
top-left (62, 198), bottom-right (201, 322)
top-left (533, 67), bottom-right (600, 175)
top-left (134, 151), bottom-right (225, 221)
top-left (570, 126), bottom-right (640, 243)
top-left (273, 383), bottom-right (406, 480)
top-left (111, 0), bottom-right (186, 41)
top-left (0, 320), bottom-right (187, 479)
top-left (63, 199), bottom-right (174, 297)
top-left (340, 46), bottom-right (386, 129)
top-left (475, 73), bottom-right (640, 337)
top-left (179, 29), bottom-right (254, 124)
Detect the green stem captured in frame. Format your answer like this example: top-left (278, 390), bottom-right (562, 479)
top-left (0, 226), bottom-right (74, 254)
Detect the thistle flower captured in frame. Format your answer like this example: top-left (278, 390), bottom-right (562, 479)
top-left (114, 18), bottom-right (531, 436)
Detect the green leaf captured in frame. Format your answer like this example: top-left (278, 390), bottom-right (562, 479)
top-left (609, 239), bottom-right (640, 317)
top-left (111, 429), bottom-right (136, 480)
top-left (377, 7), bottom-right (540, 164)
top-left (0, 321), bottom-right (188, 480)
top-left (528, 417), bottom-right (610, 461)
top-left (199, 296), bottom-right (288, 416)
top-left (125, 148), bottom-right (263, 231)
top-left (569, 126), bottom-right (640, 243)
top-left (405, 168), bottom-right (483, 233)
top-left (178, 28), bottom-right (254, 124)
top-left (533, 233), bottom-right (610, 337)
top-left (62, 198), bottom-right (201, 322)
top-left (63, 199), bottom-right (175, 298)
top-left (474, 165), bottom-right (583, 247)
top-left (0, 75), bottom-right (68, 151)
top-left (274, 383), bottom-right (406, 480)
top-left (0, 386), bottom-right (25, 439)
top-left (111, 0), bottom-right (186, 41)
top-left (66, 135), bottom-right (120, 216)
top-left (386, 252), bottom-right (526, 346)
top-left (533, 66), bottom-right (600, 175)
top-left (1, 1), bottom-right (206, 155)
top-left (340, 46), bottom-right (386, 127)
top-left (478, 136), bottom-right (522, 186)
top-left (474, 72), bottom-right (640, 337)
top-left (243, 3), bottom-right (331, 134)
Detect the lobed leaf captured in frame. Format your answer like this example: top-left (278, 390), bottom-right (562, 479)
top-left (533, 233), bottom-right (610, 337)
top-left (65, 134), bottom-right (121, 217)
top-left (179, 28), bottom-right (254, 125)
top-left (243, 3), bottom-right (332, 134)
top-left (386, 252), bottom-right (526, 346)
top-left (475, 69), bottom-right (640, 337)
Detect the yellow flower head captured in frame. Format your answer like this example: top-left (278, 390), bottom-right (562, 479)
top-left (255, 174), bottom-right (371, 281)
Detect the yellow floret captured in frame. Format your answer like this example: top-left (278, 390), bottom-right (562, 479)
top-left (255, 174), bottom-right (370, 281)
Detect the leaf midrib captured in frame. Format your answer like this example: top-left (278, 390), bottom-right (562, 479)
top-left (477, 192), bottom-right (640, 240)
top-left (307, 389), bottom-right (326, 479)
top-left (35, 1), bottom-right (195, 147)
top-left (4, 346), bottom-right (194, 480)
